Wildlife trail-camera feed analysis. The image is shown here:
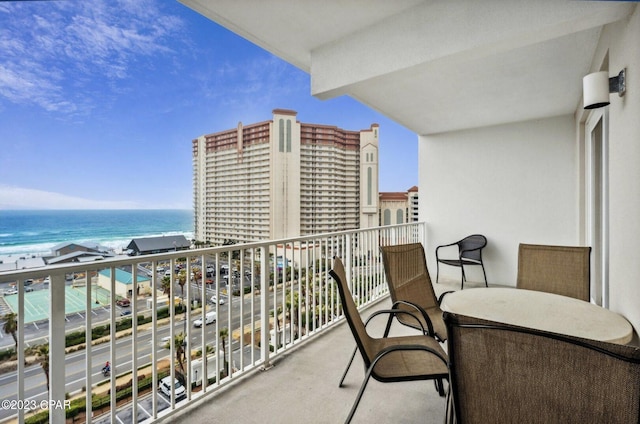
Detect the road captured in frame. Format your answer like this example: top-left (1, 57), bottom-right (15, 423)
top-left (0, 288), bottom-right (273, 422)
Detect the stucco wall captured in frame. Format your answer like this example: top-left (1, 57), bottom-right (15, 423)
top-left (420, 115), bottom-right (578, 286)
top-left (595, 5), bottom-right (640, 333)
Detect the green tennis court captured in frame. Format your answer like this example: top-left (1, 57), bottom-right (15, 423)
top-left (3, 285), bottom-right (111, 324)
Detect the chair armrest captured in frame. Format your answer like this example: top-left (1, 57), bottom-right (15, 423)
top-left (436, 242), bottom-right (459, 260)
top-left (437, 291), bottom-right (455, 305)
top-left (390, 300), bottom-right (434, 336)
top-left (364, 308), bottom-right (427, 335)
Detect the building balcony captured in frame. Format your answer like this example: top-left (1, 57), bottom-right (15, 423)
top-left (0, 222), bottom-right (434, 423)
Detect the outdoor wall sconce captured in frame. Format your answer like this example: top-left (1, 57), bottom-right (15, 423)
top-left (583, 69), bottom-right (626, 109)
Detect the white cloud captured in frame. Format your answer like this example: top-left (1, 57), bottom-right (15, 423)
top-left (0, 0), bottom-right (185, 114)
top-left (0, 185), bottom-right (143, 210)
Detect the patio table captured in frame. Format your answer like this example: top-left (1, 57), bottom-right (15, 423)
top-left (440, 287), bottom-right (633, 344)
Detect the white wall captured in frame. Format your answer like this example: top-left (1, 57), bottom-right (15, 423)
top-left (420, 116), bottom-right (578, 286)
top-left (593, 6), bottom-right (640, 332)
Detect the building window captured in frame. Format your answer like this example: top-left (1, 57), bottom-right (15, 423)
top-left (396, 209), bottom-right (404, 224)
top-left (367, 167), bottom-right (372, 205)
top-left (286, 119), bottom-right (292, 152)
top-left (383, 209), bottom-right (391, 225)
top-left (279, 119), bottom-right (284, 152)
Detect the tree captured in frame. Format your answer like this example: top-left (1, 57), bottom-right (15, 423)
top-left (219, 327), bottom-right (229, 377)
top-left (36, 344), bottom-right (50, 393)
top-left (161, 276), bottom-right (171, 295)
top-left (177, 270), bottom-right (187, 301)
top-left (2, 312), bottom-right (18, 352)
top-left (173, 332), bottom-right (186, 376)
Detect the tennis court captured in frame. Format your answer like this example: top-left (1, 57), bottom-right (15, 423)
top-left (3, 285), bottom-right (111, 324)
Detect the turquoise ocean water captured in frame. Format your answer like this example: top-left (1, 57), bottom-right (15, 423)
top-left (0, 209), bottom-right (193, 257)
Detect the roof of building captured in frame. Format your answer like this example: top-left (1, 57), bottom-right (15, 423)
top-left (47, 251), bottom-right (110, 265)
top-left (407, 186), bottom-right (418, 192)
top-left (379, 192), bottom-right (408, 201)
top-left (99, 268), bottom-right (150, 285)
top-left (126, 235), bottom-right (191, 254)
top-left (51, 242), bottom-right (111, 254)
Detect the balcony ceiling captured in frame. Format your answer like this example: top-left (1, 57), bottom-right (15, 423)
top-left (180, 0), bottom-right (634, 135)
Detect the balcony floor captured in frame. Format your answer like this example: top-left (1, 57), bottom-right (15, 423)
top-left (168, 278), bottom-right (481, 424)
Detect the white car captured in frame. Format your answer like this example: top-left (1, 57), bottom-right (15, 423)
top-left (210, 295), bottom-right (225, 305)
top-left (159, 376), bottom-right (186, 400)
top-left (3, 288), bottom-right (18, 295)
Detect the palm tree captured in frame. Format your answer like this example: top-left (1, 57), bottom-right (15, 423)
top-left (173, 332), bottom-right (186, 376)
top-left (36, 344), bottom-right (50, 393)
top-left (177, 270), bottom-right (187, 302)
top-left (2, 313), bottom-right (18, 352)
top-left (219, 327), bottom-right (229, 377)
top-left (161, 275), bottom-right (172, 295)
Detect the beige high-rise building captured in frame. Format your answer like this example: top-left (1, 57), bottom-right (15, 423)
top-left (193, 109), bottom-right (379, 245)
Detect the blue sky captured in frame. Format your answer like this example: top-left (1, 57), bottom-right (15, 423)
top-left (0, 0), bottom-right (417, 210)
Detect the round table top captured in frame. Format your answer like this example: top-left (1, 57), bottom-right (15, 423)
top-left (440, 287), bottom-right (633, 344)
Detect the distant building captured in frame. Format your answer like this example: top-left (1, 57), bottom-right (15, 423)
top-left (193, 109), bottom-right (379, 245)
top-left (0, 255), bottom-right (45, 272)
top-left (126, 235), bottom-right (190, 256)
top-left (97, 268), bottom-right (151, 299)
top-left (379, 186), bottom-right (419, 225)
top-left (46, 242), bottom-right (114, 265)
top-left (50, 242), bottom-right (111, 257)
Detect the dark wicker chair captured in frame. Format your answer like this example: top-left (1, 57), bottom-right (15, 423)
top-left (517, 243), bottom-right (591, 301)
top-left (436, 234), bottom-right (488, 289)
top-left (330, 257), bottom-right (449, 424)
top-left (444, 312), bottom-right (640, 424)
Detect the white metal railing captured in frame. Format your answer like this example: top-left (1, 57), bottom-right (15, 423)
top-left (0, 222), bottom-right (425, 423)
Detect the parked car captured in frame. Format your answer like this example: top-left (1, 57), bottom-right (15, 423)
top-left (25, 287), bottom-right (34, 292)
top-left (164, 270), bottom-right (172, 277)
top-left (210, 295), bottom-right (225, 305)
top-left (116, 298), bottom-right (131, 307)
top-left (159, 376), bottom-right (186, 400)
top-left (120, 310), bottom-right (132, 316)
top-left (3, 288), bottom-right (18, 295)
top-left (193, 311), bottom-right (217, 327)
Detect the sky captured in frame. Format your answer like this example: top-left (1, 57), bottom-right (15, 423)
top-left (0, 0), bottom-right (418, 210)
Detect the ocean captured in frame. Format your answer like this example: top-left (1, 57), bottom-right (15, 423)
top-left (0, 209), bottom-right (193, 257)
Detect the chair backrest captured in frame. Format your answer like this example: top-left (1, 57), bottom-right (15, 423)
top-left (380, 243), bottom-right (439, 311)
top-left (458, 235), bottom-right (487, 262)
top-left (517, 243), bottom-right (591, 301)
top-left (330, 257), bottom-right (375, 368)
top-left (444, 312), bottom-right (640, 424)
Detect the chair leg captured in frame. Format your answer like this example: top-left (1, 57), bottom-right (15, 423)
top-left (460, 265), bottom-right (466, 290)
top-left (339, 346), bottom-right (358, 387)
top-left (481, 263), bottom-right (488, 287)
top-left (436, 262), bottom-right (440, 284)
top-left (434, 378), bottom-right (446, 397)
top-left (345, 365), bottom-right (375, 424)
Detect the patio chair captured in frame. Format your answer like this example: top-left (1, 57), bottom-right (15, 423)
top-left (381, 243), bottom-right (451, 342)
top-left (330, 257), bottom-right (449, 424)
top-left (339, 243), bottom-right (451, 390)
top-left (443, 311), bottom-right (640, 424)
top-left (517, 243), bottom-right (591, 301)
top-left (436, 234), bottom-right (488, 289)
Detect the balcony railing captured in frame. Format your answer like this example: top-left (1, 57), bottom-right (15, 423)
top-left (0, 222), bottom-right (425, 423)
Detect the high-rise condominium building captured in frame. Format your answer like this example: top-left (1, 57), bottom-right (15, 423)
top-left (193, 109), bottom-right (379, 246)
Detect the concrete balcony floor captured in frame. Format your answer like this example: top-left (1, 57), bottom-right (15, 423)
top-left (169, 278), bottom-right (484, 424)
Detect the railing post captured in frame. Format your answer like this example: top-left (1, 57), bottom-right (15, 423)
top-left (49, 273), bottom-right (66, 423)
top-left (345, 234), bottom-right (352, 289)
top-left (260, 246), bottom-right (271, 369)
